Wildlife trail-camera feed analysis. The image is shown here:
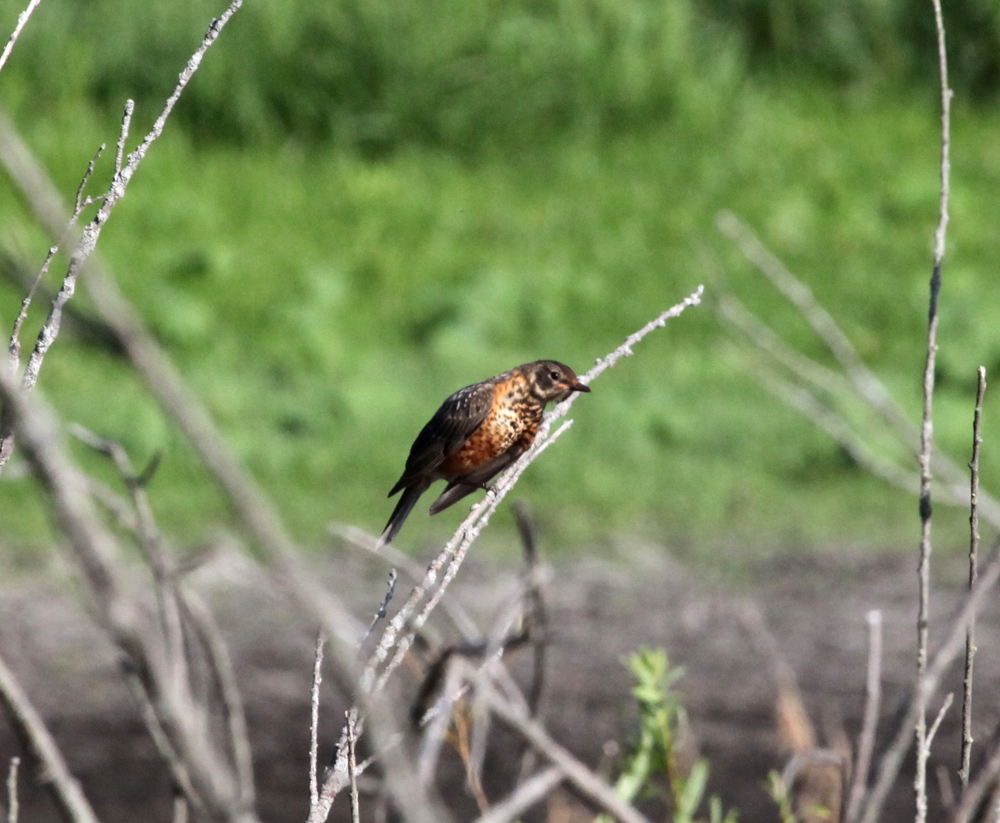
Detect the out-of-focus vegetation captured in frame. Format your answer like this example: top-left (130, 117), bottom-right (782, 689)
top-left (1, 0), bottom-right (999, 561)
top-left (5, 0), bottom-right (1000, 150)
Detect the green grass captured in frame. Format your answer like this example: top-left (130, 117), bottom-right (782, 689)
top-left (3, 72), bottom-right (999, 560)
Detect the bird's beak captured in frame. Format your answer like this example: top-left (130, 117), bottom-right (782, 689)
top-left (570, 381), bottom-right (591, 393)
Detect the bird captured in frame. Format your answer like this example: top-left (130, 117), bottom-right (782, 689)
top-left (378, 360), bottom-right (591, 546)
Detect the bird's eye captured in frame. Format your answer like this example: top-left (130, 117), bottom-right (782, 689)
top-left (549, 370), bottom-right (560, 381)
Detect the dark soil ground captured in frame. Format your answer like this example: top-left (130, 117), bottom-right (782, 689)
top-left (1, 542), bottom-right (996, 823)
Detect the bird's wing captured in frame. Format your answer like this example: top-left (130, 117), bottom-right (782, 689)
top-left (387, 381), bottom-right (495, 495)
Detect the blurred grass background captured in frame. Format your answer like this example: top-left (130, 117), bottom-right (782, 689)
top-left (1, 0), bottom-right (999, 563)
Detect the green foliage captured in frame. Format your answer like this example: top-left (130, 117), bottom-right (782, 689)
top-left (766, 770), bottom-right (797, 823)
top-left (705, 0), bottom-right (1000, 94)
top-left (4, 0), bottom-right (1000, 154)
top-left (596, 648), bottom-right (736, 823)
top-left (2, 85), bottom-right (1000, 554)
top-left (3, 0), bottom-right (742, 151)
top-left (3, 0), bottom-right (1000, 556)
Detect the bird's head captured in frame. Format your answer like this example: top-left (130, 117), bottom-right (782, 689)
top-left (523, 360), bottom-right (591, 403)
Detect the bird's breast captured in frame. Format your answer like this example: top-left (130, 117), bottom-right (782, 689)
top-left (437, 379), bottom-right (543, 478)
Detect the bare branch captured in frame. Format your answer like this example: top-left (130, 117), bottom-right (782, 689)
top-left (860, 535), bottom-right (1000, 823)
top-left (5, 756), bottom-right (19, 823)
top-left (513, 502), bottom-right (550, 784)
top-left (0, 1), bottom-right (243, 474)
top-left (0, 0), bottom-right (42, 76)
top-left (954, 733), bottom-right (1000, 823)
top-left (926, 693), bottom-right (954, 753)
top-left (0, 369), bottom-right (257, 822)
top-left (73, 145), bottom-right (105, 214)
top-left (915, 3), bottom-right (953, 816)
top-left (121, 667), bottom-right (208, 818)
top-left (172, 796), bottom-right (189, 823)
top-left (362, 570), bottom-right (398, 647)
top-left (310, 634), bottom-right (324, 810)
top-left (0, 651), bottom-right (100, 823)
top-left (717, 210), bottom-right (912, 437)
top-left (417, 657), bottom-right (467, 785)
top-left (347, 712), bottom-right (361, 823)
top-left (114, 100), bottom-right (133, 176)
top-left (484, 686), bottom-right (652, 823)
top-left (736, 352), bottom-right (922, 496)
top-left (846, 610), bottom-right (883, 823)
top-left (715, 216), bottom-right (1000, 528)
top-left (182, 588), bottom-right (256, 811)
top-left (961, 367), bottom-right (986, 786)
top-left (472, 765), bottom-right (563, 823)
top-left (332, 524), bottom-right (480, 641)
top-left (7, 138), bottom-right (102, 371)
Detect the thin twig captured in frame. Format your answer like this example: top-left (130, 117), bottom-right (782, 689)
top-left (5, 757), bottom-right (19, 823)
top-left (417, 657), bottom-right (467, 785)
top-left (172, 795), bottom-right (189, 823)
top-left (955, 734), bottom-right (1000, 823)
top-left (74, 145), bottom-right (104, 214)
top-left (513, 502), bottom-right (550, 785)
top-left (859, 534), bottom-right (1000, 823)
top-left (0, 95), bottom-right (425, 823)
top-left (739, 352), bottom-right (922, 496)
top-left (362, 570), bottom-right (398, 647)
top-left (310, 634), bottom-right (324, 810)
top-left (715, 220), bottom-right (1000, 528)
top-left (915, 3), bottom-right (952, 819)
top-left (70, 423), bottom-right (189, 697)
top-left (468, 586), bottom-right (531, 807)
top-left (0, 0), bottom-right (244, 475)
top-left (961, 367), bottom-right (986, 786)
top-left (0, 652), bottom-right (100, 823)
top-left (73, 424), bottom-right (256, 811)
top-left (121, 668), bottom-right (209, 819)
top-left (114, 100), bottom-right (133, 175)
top-left (927, 693), bottom-right (954, 752)
top-left (347, 712), bottom-right (361, 823)
top-left (7, 141), bottom-right (102, 372)
top-left (716, 211), bottom-right (913, 439)
top-left (332, 523), bottom-right (480, 641)
top-left (846, 610), bottom-right (883, 823)
top-left (0, 0), bottom-right (42, 76)
top-left (513, 502), bottom-right (548, 721)
top-left (0, 370), bottom-right (256, 823)
top-left (472, 765), bottom-right (563, 823)
top-left (182, 588), bottom-right (256, 811)
top-left (18, 101), bottom-right (132, 394)
top-left (484, 686), bottom-right (652, 823)
top-left (368, 421), bottom-right (576, 701)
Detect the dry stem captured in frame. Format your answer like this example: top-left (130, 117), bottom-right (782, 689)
top-left (0, 652), bottom-right (100, 823)
top-left (915, 3), bottom-right (953, 818)
top-left (960, 367), bottom-right (986, 786)
top-left (0, 0), bottom-right (42, 75)
top-left (846, 610), bottom-right (883, 823)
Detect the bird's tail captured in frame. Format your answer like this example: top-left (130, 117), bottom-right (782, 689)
top-left (377, 480), bottom-right (430, 548)
top-left (427, 481), bottom-right (480, 515)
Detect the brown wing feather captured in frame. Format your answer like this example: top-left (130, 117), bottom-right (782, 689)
top-left (387, 381), bottom-right (495, 496)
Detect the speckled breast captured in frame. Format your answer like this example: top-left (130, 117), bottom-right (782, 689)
top-left (438, 374), bottom-right (543, 478)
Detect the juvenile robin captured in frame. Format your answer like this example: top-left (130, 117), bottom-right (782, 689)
top-left (378, 360), bottom-right (591, 546)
